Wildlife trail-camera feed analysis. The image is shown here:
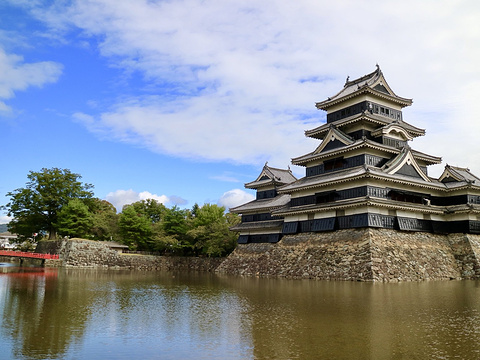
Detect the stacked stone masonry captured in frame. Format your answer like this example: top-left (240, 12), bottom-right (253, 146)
top-left (216, 229), bottom-right (480, 281)
top-left (37, 239), bottom-right (223, 272)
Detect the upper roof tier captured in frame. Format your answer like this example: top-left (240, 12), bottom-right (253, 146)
top-left (244, 163), bottom-right (297, 189)
top-left (315, 65), bottom-right (413, 111)
top-left (305, 112), bottom-right (425, 140)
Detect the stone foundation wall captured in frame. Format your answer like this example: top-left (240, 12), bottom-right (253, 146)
top-left (34, 232), bottom-right (480, 281)
top-left (38, 239), bottom-right (224, 271)
top-left (216, 229), bottom-right (480, 281)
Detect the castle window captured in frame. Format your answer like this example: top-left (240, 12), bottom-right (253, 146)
top-left (324, 157), bottom-right (344, 171)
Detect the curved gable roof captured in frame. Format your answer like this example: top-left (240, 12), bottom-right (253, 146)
top-left (245, 163), bottom-right (297, 189)
top-left (439, 165), bottom-right (480, 184)
top-left (381, 146), bottom-right (431, 182)
top-left (315, 65), bottom-right (412, 110)
top-left (305, 113), bottom-right (425, 140)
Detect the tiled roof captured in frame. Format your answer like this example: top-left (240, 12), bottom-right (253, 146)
top-left (381, 146), bottom-right (432, 182)
top-left (305, 113), bottom-right (425, 140)
top-left (273, 196), bottom-right (447, 217)
top-left (230, 219), bottom-right (284, 231)
top-left (245, 164), bottom-right (297, 189)
top-left (291, 138), bottom-right (441, 166)
top-left (278, 164), bottom-right (480, 194)
top-left (315, 65), bottom-right (412, 110)
top-left (230, 194), bottom-right (291, 213)
top-left (439, 165), bottom-right (480, 184)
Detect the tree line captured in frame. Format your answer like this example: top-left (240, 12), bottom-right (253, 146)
top-left (1, 168), bottom-right (240, 257)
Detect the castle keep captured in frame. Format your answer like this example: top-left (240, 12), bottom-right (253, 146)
top-left (223, 66), bottom-right (480, 281)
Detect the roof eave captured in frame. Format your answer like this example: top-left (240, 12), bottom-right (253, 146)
top-left (315, 88), bottom-right (412, 111)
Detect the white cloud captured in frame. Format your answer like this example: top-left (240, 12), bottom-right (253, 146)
top-left (21, 1), bottom-right (480, 175)
top-left (105, 189), bottom-right (170, 212)
top-left (218, 189), bottom-right (255, 210)
top-left (0, 47), bottom-right (62, 114)
top-left (0, 214), bottom-right (11, 224)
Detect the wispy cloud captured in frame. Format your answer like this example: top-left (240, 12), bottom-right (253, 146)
top-left (0, 214), bottom-right (11, 224)
top-left (105, 189), bottom-right (172, 212)
top-left (0, 47), bottom-right (62, 115)
top-left (14, 0), bottom-right (480, 175)
top-left (218, 189), bottom-right (255, 210)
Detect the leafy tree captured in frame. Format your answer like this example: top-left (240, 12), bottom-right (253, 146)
top-left (2, 168), bottom-right (94, 240)
top-left (130, 199), bottom-right (167, 224)
top-left (56, 199), bottom-right (93, 238)
top-left (118, 205), bottom-right (153, 250)
top-left (151, 227), bottom-right (184, 255)
top-left (163, 206), bottom-right (190, 237)
top-left (90, 199), bottom-right (119, 241)
top-left (162, 206), bottom-right (193, 254)
top-left (188, 204), bottom-right (240, 257)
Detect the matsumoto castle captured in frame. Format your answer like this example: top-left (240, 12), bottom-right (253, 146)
top-left (231, 66), bottom-right (480, 244)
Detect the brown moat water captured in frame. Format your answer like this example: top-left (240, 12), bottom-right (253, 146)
top-left (1, 263), bottom-right (479, 359)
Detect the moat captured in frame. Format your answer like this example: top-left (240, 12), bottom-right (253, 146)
top-left (1, 263), bottom-right (480, 359)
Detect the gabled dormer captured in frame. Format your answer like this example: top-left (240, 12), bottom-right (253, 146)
top-left (312, 125), bottom-right (355, 154)
top-left (439, 165), bottom-right (480, 184)
top-left (370, 121), bottom-right (416, 149)
top-left (245, 163), bottom-right (297, 200)
top-left (381, 146), bottom-right (431, 181)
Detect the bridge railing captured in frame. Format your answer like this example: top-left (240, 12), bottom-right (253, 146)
top-left (0, 250), bottom-right (59, 260)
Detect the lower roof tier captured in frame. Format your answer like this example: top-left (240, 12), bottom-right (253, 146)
top-left (281, 213), bottom-right (480, 235)
top-left (234, 213), bottom-right (480, 245)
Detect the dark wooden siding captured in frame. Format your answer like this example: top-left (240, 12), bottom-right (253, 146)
top-left (326, 101), bottom-right (403, 123)
top-left (305, 154), bottom-right (388, 177)
top-left (397, 217), bottom-right (432, 232)
top-left (347, 129), bottom-right (372, 140)
top-left (237, 235), bottom-right (249, 244)
top-left (368, 214), bottom-right (396, 228)
top-left (291, 186), bottom-right (391, 208)
top-left (395, 163), bottom-right (423, 179)
top-left (469, 196), bottom-right (480, 205)
top-left (283, 222), bottom-right (299, 234)
top-left (381, 136), bottom-right (407, 149)
top-left (257, 189), bottom-right (277, 199)
top-left (242, 213), bottom-right (274, 222)
top-left (312, 218), bottom-right (336, 231)
top-left (322, 139), bottom-right (348, 152)
top-left (237, 234), bottom-right (282, 244)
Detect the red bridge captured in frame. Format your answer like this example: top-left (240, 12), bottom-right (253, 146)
top-left (0, 250), bottom-right (59, 260)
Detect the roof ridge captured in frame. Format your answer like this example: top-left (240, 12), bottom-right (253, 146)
top-left (344, 65), bottom-right (380, 88)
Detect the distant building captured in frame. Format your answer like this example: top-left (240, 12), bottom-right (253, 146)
top-left (0, 232), bottom-right (17, 249)
top-left (103, 241), bottom-right (129, 254)
top-left (232, 66), bottom-right (480, 243)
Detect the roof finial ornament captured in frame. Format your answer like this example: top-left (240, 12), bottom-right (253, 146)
top-left (264, 161), bottom-right (268, 167)
top-left (345, 75), bottom-right (350, 85)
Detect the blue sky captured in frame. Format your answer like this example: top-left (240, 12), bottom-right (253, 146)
top-left (2, 0), bottom-right (480, 223)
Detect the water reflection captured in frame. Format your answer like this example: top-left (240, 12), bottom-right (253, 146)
top-left (221, 277), bottom-right (480, 359)
top-left (1, 263), bottom-right (480, 359)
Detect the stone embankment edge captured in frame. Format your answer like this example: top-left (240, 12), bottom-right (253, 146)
top-left (215, 228), bottom-right (480, 282)
top-left (36, 239), bottom-right (224, 272)
top-left (34, 229), bottom-right (480, 281)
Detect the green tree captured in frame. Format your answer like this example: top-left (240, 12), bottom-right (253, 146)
top-left (118, 205), bottom-right (153, 250)
top-left (90, 199), bottom-right (119, 241)
top-left (162, 206), bottom-right (193, 254)
top-left (188, 204), bottom-right (240, 257)
top-left (56, 199), bottom-right (93, 238)
top-left (130, 199), bottom-right (167, 224)
top-left (2, 168), bottom-right (94, 240)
